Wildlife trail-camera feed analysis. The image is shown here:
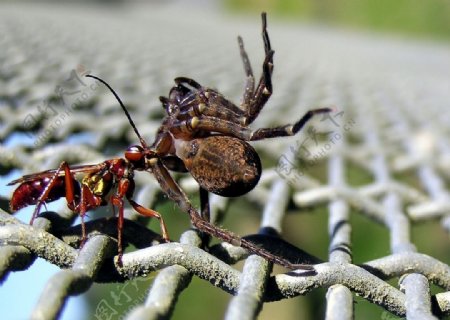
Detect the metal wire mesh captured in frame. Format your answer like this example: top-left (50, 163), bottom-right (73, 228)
top-left (1, 3), bottom-right (450, 319)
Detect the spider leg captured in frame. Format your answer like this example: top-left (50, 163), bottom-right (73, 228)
top-left (250, 107), bottom-right (333, 140)
top-left (198, 186), bottom-right (212, 245)
top-left (176, 99), bottom-right (245, 124)
top-left (243, 12), bottom-right (274, 125)
top-left (199, 186), bottom-right (210, 222)
top-left (159, 96), bottom-right (170, 110)
top-left (174, 77), bottom-right (202, 90)
top-left (238, 36), bottom-right (255, 112)
top-left (147, 157), bottom-right (312, 270)
top-left (170, 107), bottom-right (333, 141)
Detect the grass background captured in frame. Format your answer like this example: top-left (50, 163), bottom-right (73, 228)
top-left (224, 0), bottom-right (450, 40)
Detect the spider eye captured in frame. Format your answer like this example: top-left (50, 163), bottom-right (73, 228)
top-left (125, 145), bottom-right (144, 163)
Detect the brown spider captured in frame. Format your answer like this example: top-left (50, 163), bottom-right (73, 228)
top-left (9, 13), bottom-right (332, 269)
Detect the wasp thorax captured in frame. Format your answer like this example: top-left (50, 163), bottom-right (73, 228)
top-left (82, 172), bottom-right (113, 197)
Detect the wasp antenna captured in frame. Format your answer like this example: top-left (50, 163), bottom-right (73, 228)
top-left (85, 74), bottom-right (148, 148)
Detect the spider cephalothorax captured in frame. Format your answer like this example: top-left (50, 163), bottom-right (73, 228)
top-left (9, 13), bottom-right (332, 269)
top-left (156, 77), bottom-right (264, 197)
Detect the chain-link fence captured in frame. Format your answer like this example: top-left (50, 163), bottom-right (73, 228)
top-left (1, 3), bottom-right (449, 319)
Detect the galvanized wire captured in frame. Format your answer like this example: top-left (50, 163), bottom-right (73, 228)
top-left (1, 2), bottom-right (450, 319)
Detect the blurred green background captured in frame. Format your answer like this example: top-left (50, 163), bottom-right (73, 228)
top-left (225, 0), bottom-right (450, 40)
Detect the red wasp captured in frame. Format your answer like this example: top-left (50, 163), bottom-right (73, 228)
top-left (8, 13), bottom-right (332, 269)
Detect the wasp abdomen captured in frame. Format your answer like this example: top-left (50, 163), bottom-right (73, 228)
top-left (9, 176), bottom-right (78, 212)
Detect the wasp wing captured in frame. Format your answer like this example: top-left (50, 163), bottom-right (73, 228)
top-left (7, 163), bottom-right (105, 186)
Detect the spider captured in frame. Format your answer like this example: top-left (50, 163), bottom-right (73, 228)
top-left (9, 13), bottom-right (332, 269)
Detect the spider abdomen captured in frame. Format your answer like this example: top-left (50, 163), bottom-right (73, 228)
top-left (178, 136), bottom-right (261, 197)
